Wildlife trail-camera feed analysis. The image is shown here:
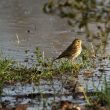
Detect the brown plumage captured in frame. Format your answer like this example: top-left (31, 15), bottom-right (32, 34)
top-left (55, 38), bottom-right (82, 61)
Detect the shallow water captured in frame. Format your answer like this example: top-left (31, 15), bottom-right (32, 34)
top-left (2, 79), bottom-right (84, 109)
top-left (0, 0), bottom-right (110, 109)
top-left (1, 56), bottom-right (110, 109)
top-left (0, 0), bottom-right (110, 65)
top-left (2, 64), bottom-right (110, 109)
top-left (0, 0), bottom-right (76, 64)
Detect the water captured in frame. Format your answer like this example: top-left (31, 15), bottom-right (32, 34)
top-left (0, 0), bottom-right (77, 64)
top-left (2, 79), bottom-right (86, 109)
top-left (0, 0), bottom-right (110, 109)
top-left (0, 0), bottom-right (110, 64)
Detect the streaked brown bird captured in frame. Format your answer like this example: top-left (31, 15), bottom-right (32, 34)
top-left (54, 38), bottom-right (82, 62)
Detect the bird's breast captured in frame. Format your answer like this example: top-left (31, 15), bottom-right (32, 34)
top-left (71, 46), bottom-right (82, 58)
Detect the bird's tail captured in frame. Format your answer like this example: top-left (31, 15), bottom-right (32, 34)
top-left (51, 57), bottom-right (58, 65)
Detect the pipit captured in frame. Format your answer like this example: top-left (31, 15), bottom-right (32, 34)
top-left (55, 38), bottom-right (82, 62)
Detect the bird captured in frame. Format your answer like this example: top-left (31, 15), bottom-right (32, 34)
top-left (54, 38), bottom-right (82, 62)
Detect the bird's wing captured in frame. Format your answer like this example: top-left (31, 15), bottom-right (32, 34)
top-left (56, 43), bottom-right (73, 59)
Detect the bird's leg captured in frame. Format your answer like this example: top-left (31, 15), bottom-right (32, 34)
top-left (71, 59), bottom-right (75, 66)
top-left (71, 59), bottom-right (77, 76)
top-left (71, 60), bottom-right (73, 65)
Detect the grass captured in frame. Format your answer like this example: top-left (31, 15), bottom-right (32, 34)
top-left (0, 47), bottom-right (110, 109)
top-left (100, 76), bottom-right (110, 108)
top-left (0, 47), bottom-right (86, 85)
top-left (0, 0), bottom-right (109, 109)
top-left (0, 56), bottom-right (13, 95)
top-left (42, 0), bottom-right (110, 108)
top-left (85, 76), bottom-right (110, 109)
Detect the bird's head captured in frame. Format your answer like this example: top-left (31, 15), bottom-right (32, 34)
top-left (72, 38), bottom-right (82, 47)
